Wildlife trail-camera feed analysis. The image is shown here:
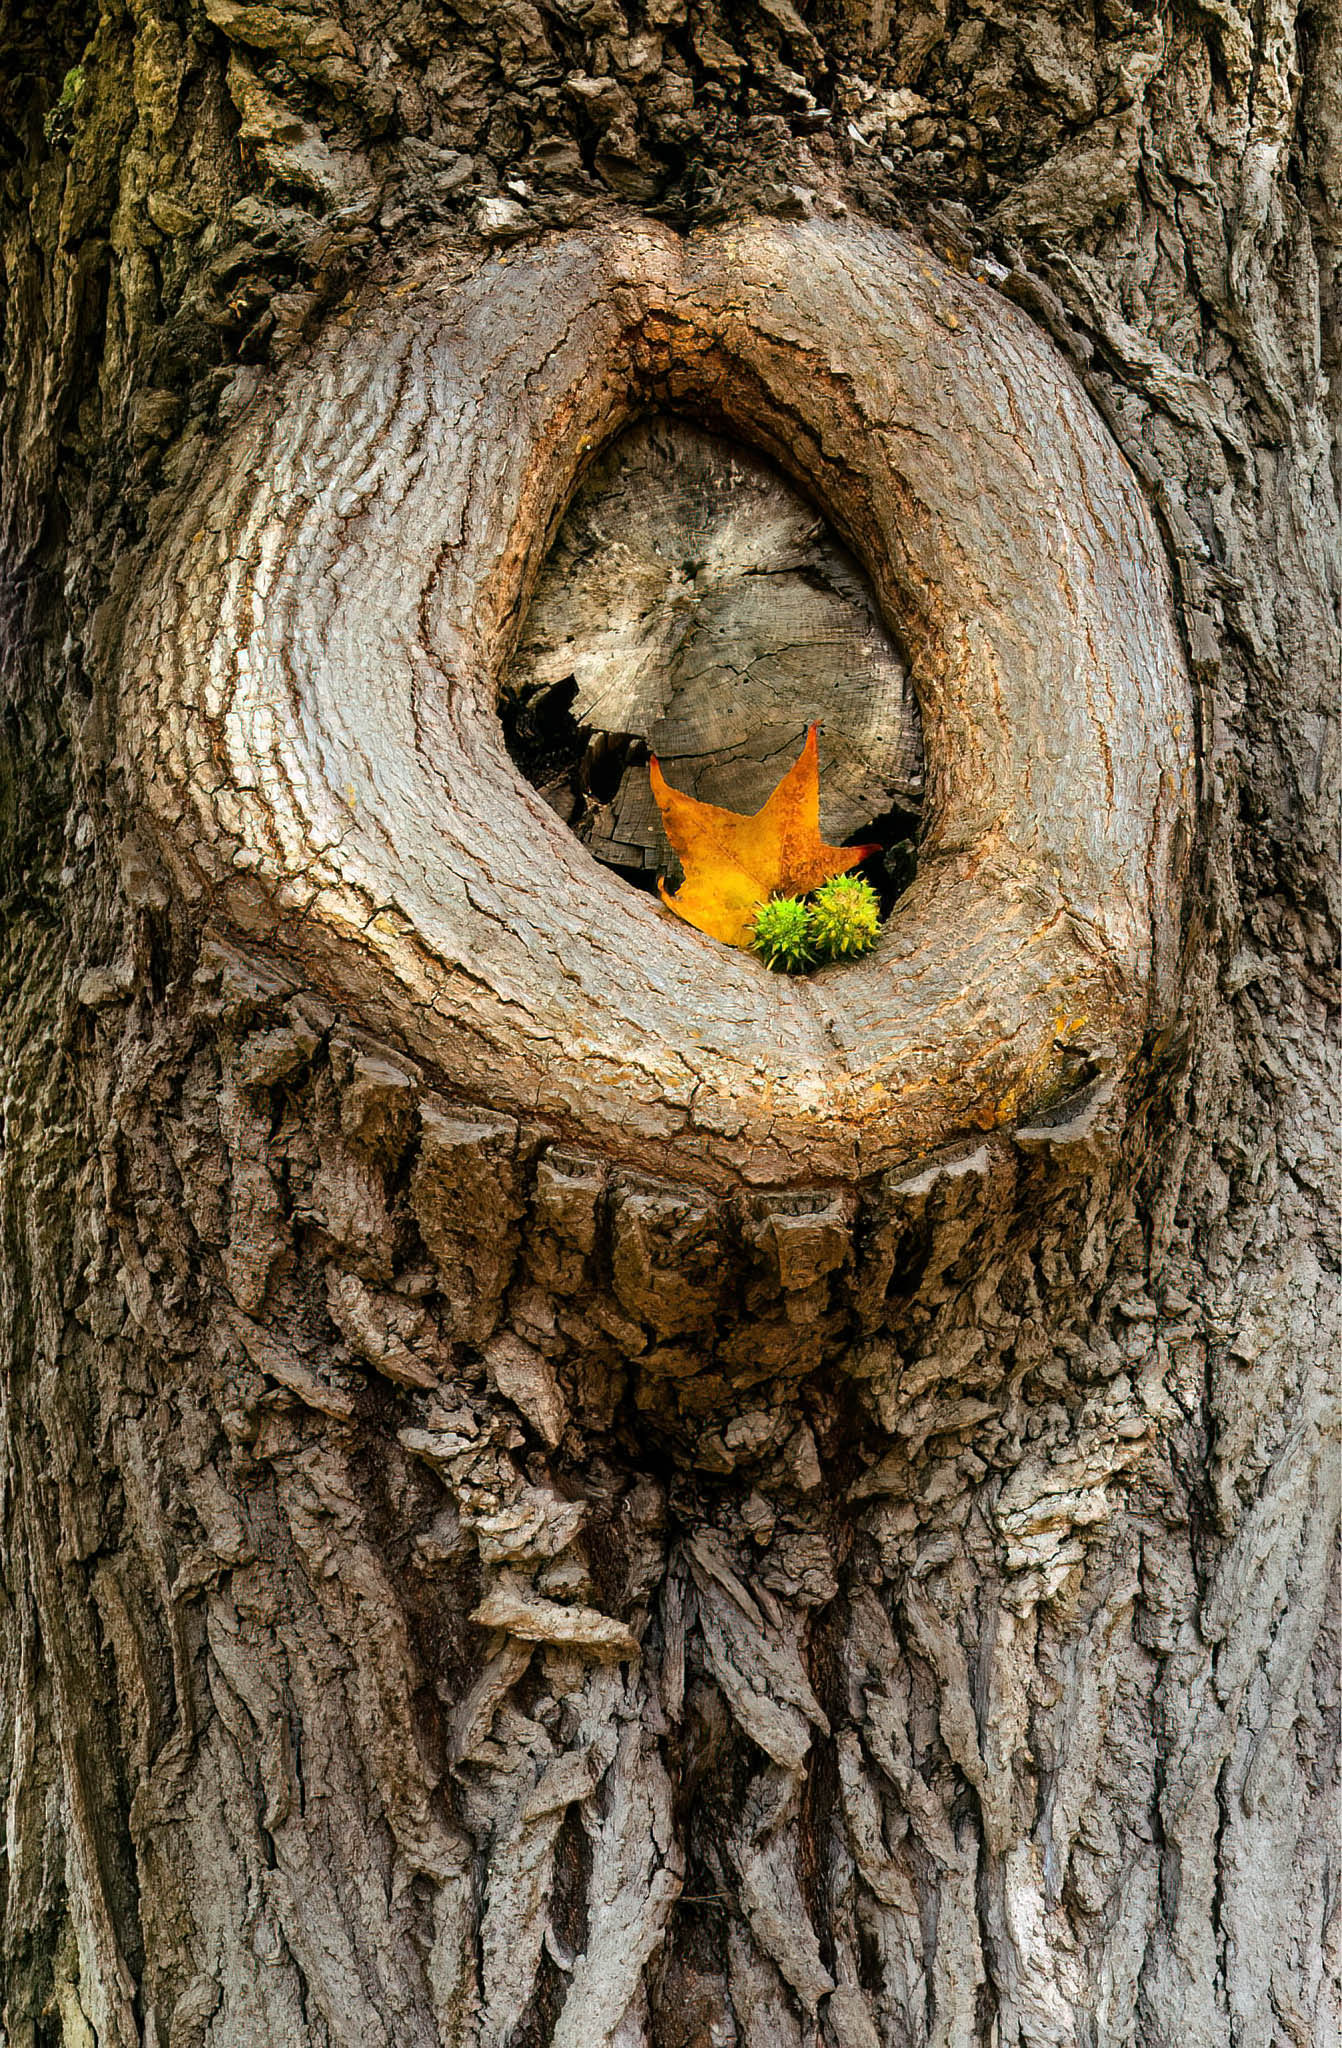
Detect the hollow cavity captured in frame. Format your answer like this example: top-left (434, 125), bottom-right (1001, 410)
top-left (500, 417), bottom-right (924, 905)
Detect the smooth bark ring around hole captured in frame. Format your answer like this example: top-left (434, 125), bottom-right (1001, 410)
top-left (120, 216), bottom-right (1194, 1186)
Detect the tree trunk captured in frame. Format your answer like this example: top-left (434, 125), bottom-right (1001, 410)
top-left (0, 3), bottom-right (1335, 2046)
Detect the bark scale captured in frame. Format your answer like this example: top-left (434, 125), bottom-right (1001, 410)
top-left (0, 2), bottom-right (1336, 2045)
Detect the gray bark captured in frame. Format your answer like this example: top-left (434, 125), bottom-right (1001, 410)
top-left (0, 2), bottom-right (1336, 2046)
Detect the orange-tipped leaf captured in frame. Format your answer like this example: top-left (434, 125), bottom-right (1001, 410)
top-left (651, 725), bottom-right (878, 948)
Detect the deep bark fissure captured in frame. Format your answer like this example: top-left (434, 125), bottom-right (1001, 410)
top-left (2, 0), bottom-right (1337, 2043)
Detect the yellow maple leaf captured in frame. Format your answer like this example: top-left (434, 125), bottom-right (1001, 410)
top-left (650, 725), bottom-right (878, 947)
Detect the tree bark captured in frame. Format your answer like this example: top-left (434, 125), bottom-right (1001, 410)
top-left (0, 3), bottom-right (1336, 2046)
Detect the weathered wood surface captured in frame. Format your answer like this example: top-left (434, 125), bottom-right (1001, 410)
top-left (501, 417), bottom-right (921, 876)
top-left (0, 1), bottom-right (1336, 2045)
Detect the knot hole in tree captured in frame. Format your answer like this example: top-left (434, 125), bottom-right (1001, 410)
top-left (499, 417), bottom-right (924, 913)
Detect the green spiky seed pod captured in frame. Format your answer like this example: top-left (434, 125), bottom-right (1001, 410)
top-left (750, 895), bottom-right (815, 972)
top-left (808, 873), bottom-right (882, 961)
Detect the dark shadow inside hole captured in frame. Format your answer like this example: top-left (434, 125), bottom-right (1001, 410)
top-left (501, 416), bottom-right (924, 921)
top-left (512, 703), bottom-right (920, 918)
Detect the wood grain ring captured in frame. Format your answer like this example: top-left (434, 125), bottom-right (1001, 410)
top-left (121, 216), bottom-right (1193, 1186)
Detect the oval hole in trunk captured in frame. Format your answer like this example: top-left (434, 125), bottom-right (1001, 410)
top-left (500, 417), bottom-right (924, 914)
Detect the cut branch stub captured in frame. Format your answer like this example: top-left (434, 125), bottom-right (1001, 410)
top-left (499, 416), bottom-right (922, 888)
top-left (119, 217), bottom-right (1193, 1185)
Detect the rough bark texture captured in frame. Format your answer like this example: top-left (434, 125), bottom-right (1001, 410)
top-left (114, 213), bottom-right (1193, 1176)
top-left (0, 5), bottom-right (1337, 2048)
